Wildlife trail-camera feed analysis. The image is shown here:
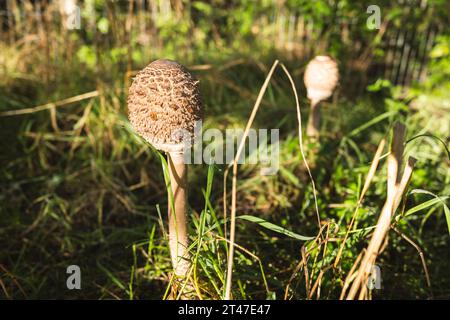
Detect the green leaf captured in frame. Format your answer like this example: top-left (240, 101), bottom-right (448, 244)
top-left (407, 189), bottom-right (450, 235)
top-left (347, 110), bottom-right (397, 137)
top-left (430, 42), bottom-right (449, 58)
top-left (367, 79), bottom-right (393, 92)
top-left (279, 166), bottom-right (301, 187)
top-left (404, 196), bottom-right (449, 217)
top-left (237, 215), bottom-right (314, 241)
top-left (444, 205), bottom-right (450, 236)
top-left (97, 17), bottom-right (109, 34)
top-left (192, 1), bottom-right (212, 15)
top-left (76, 45), bottom-right (96, 69)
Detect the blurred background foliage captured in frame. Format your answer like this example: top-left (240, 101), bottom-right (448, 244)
top-left (0, 0), bottom-right (448, 299)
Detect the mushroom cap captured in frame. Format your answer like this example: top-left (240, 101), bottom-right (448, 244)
top-left (303, 55), bottom-right (339, 103)
top-left (127, 59), bottom-right (203, 153)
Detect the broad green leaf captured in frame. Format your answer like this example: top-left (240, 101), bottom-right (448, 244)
top-left (404, 197), bottom-right (448, 217)
top-left (237, 215), bottom-right (314, 241)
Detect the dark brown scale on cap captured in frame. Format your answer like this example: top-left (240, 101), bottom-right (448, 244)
top-left (127, 59), bottom-right (203, 152)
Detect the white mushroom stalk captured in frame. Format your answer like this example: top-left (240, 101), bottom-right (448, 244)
top-left (127, 59), bottom-right (203, 277)
top-left (303, 55), bottom-right (339, 138)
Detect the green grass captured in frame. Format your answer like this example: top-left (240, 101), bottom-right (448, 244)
top-left (1, 59), bottom-right (448, 299)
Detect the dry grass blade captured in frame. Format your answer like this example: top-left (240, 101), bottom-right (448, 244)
top-left (309, 265), bottom-right (333, 299)
top-left (0, 264), bottom-right (26, 298)
top-left (346, 123), bottom-right (417, 300)
top-left (387, 122), bottom-right (405, 196)
top-left (280, 63), bottom-right (321, 228)
top-left (284, 258), bottom-right (306, 300)
top-left (284, 223), bottom-right (330, 299)
top-left (391, 226), bottom-right (431, 289)
top-left (223, 169), bottom-right (228, 242)
top-left (334, 138), bottom-right (386, 268)
top-left (393, 157), bottom-right (417, 210)
top-left (302, 246), bottom-right (311, 298)
top-left (215, 234), bottom-right (271, 296)
top-left (339, 250), bottom-right (365, 299)
top-left (0, 277), bottom-right (11, 299)
top-left (224, 60), bottom-right (279, 300)
top-left (0, 90), bottom-right (99, 116)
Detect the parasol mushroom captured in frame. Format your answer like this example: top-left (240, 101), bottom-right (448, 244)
top-left (127, 59), bottom-right (203, 277)
top-left (303, 55), bottom-right (339, 139)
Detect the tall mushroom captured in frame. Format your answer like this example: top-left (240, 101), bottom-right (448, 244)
top-left (127, 59), bottom-right (203, 277)
top-left (303, 55), bottom-right (339, 139)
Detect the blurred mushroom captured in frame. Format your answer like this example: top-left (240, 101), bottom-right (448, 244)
top-left (303, 55), bottom-right (339, 138)
top-left (127, 59), bottom-right (203, 277)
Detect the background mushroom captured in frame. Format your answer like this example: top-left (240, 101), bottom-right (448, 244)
top-left (127, 59), bottom-right (203, 277)
top-left (303, 55), bottom-right (339, 139)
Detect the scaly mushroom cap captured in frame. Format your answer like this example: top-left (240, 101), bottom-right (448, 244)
top-left (304, 55), bottom-right (339, 104)
top-left (127, 59), bottom-right (203, 153)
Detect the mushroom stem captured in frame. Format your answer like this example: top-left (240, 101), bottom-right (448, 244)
top-left (167, 152), bottom-right (191, 277)
top-left (306, 100), bottom-right (321, 138)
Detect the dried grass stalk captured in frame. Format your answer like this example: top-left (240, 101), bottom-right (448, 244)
top-left (346, 122), bottom-right (416, 300)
